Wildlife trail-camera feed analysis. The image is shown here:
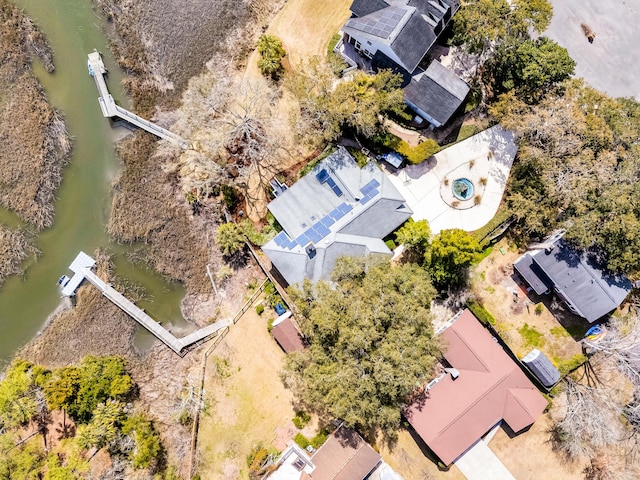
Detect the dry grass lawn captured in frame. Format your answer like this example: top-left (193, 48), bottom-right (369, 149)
top-left (471, 239), bottom-right (586, 363)
top-left (378, 430), bottom-right (466, 480)
top-left (197, 304), bottom-right (295, 479)
top-left (488, 413), bottom-right (588, 480)
top-left (266, 0), bottom-right (351, 68)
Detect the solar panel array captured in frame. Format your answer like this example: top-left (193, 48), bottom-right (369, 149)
top-left (348, 7), bottom-right (405, 39)
top-left (359, 178), bottom-right (381, 205)
top-left (272, 202), bottom-right (354, 251)
top-left (316, 168), bottom-right (343, 197)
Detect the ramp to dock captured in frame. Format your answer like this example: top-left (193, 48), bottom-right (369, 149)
top-left (88, 51), bottom-right (188, 148)
top-left (62, 252), bottom-right (227, 355)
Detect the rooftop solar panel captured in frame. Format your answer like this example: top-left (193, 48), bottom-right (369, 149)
top-left (316, 169), bottom-right (330, 183)
top-left (306, 229), bottom-right (322, 244)
top-left (371, 179), bottom-right (380, 188)
top-left (329, 208), bottom-right (344, 221)
top-left (321, 215), bottom-right (335, 228)
top-left (332, 185), bottom-right (343, 197)
top-left (340, 203), bottom-right (353, 214)
top-left (315, 223), bottom-right (331, 237)
top-left (296, 234), bottom-right (310, 245)
top-left (274, 232), bottom-right (288, 247)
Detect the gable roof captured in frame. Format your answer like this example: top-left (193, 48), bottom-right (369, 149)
top-left (349, 0), bottom-right (390, 18)
top-left (263, 147), bottom-right (412, 285)
top-left (405, 309), bottom-right (547, 465)
top-left (309, 425), bottom-right (381, 480)
top-left (514, 240), bottom-right (632, 322)
top-left (404, 61), bottom-right (470, 126)
top-left (271, 318), bottom-right (305, 353)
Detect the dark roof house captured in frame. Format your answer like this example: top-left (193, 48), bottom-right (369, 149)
top-left (405, 309), bottom-right (547, 465)
top-left (514, 239), bottom-right (632, 322)
top-left (267, 425), bottom-right (382, 480)
top-left (263, 147), bottom-right (412, 286)
top-left (339, 0), bottom-right (466, 127)
top-left (404, 61), bottom-right (470, 127)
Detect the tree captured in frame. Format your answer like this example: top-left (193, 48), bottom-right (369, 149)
top-left (76, 400), bottom-right (125, 450)
top-left (486, 37), bottom-right (575, 102)
top-left (289, 59), bottom-right (406, 142)
top-left (121, 414), bottom-right (162, 469)
top-left (395, 219), bottom-right (431, 260)
top-left (257, 35), bottom-right (286, 79)
top-left (283, 260), bottom-right (441, 437)
top-left (44, 356), bottom-right (132, 422)
top-left (452, 0), bottom-right (552, 54)
top-left (0, 431), bottom-right (45, 479)
top-left (215, 222), bottom-right (245, 256)
top-left (427, 229), bottom-right (481, 289)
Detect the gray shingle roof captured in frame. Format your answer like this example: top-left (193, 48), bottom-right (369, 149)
top-left (514, 240), bottom-right (632, 322)
top-left (263, 147), bottom-right (412, 285)
top-left (390, 11), bottom-right (436, 72)
top-left (404, 61), bottom-right (469, 125)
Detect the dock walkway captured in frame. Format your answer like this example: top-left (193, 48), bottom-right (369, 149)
top-left (87, 51), bottom-right (188, 148)
top-left (62, 252), bottom-right (227, 355)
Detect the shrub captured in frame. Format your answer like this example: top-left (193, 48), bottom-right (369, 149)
top-left (535, 303), bottom-right (544, 315)
top-left (221, 184), bottom-right (239, 210)
top-left (294, 433), bottom-right (310, 449)
top-left (466, 300), bottom-right (497, 325)
top-left (479, 177), bottom-right (488, 186)
top-left (557, 354), bottom-right (588, 376)
top-left (256, 304), bottom-right (265, 316)
top-left (292, 411), bottom-right (311, 429)
top-left (385, 239), bottom-right (396, 250)
top-left (474, 194), bottom-right (482, 205)
top-left (310, 429), bottom-right (329, 448)
top-left (371, 133), bottom-right (439, 164)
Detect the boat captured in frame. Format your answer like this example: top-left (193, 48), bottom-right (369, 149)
top-left (57, 275), bottom-right (71, 287)
top-left (585, 324), bottom-right (606, 342)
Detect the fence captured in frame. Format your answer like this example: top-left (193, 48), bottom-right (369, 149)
top-left (188, 278), bottom-right (269, 478)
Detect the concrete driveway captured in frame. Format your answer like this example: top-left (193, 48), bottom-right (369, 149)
top-left (454, 439), bottom-right (515, 480)
top-left (386, 126), bottom-right (517, 234)
top-left (544, 0), bottom-right (640, 99)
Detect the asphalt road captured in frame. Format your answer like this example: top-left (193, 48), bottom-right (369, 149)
top-left (544, 0), bottom-right (640, 100)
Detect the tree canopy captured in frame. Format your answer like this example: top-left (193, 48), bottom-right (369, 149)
top-left (283, 260), bottom-right (440, 437)
top-left (485, 36), bottom-right (575, 102)
top-left (215, 222), bottom-right (245, 256)
top-left (395, 219), bottom-right (432, 260)
top-left (452, 0), bottom-right (552, 53)
top-left (490, 80), bottom-right (640, 275)
top-left (426, 229), bottom-right (482, 289)
top-left (289, 59), bottom-right (406, 142)
top-left (257, 35), bottom-right (286, 79)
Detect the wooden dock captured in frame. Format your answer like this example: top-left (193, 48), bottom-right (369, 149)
top-left (62, 252), bottom-right (227, 355)
top-left (87, 51), bottom-right (188, 149)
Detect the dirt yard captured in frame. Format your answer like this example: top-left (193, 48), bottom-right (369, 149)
top-left (471, 239), bottom-right (586, 363)
top-left (196, 303), bottom-right (296, 479)
top-left (489, 413), bottom-right (588, 480)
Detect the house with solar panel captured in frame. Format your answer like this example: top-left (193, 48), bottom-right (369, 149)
top-left (336, 0), bottom-right (469, 128)
top-left (262, 146), bottom-right (412, 286)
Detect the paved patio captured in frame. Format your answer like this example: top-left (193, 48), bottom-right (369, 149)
top-left (386, 125), bottom-right (517, 234)
top-left (544, 0), bottom-right (640, 99)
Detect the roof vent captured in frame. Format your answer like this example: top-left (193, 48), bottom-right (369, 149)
top-left (305, 243), bottom-right (316, 259)
top-left (445, 368), bottom-right (460, 380)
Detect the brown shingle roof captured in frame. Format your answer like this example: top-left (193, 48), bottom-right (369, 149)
top-left (310, 426), bottom-right (381, 480)
top-left (271, 318), bottom-right (305, 353)
top-left (405, 309), bottom-right (547, 465)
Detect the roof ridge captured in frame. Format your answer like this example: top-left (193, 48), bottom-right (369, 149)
top-left (446, 327), bottom-right (490, 372)
top-left (435, 370), bottom-right (512, 436)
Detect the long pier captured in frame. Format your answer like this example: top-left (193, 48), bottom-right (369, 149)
top-left (88, 51), bottom-right (188, 149)
top-left (60, 252), bottom-right (227, 355)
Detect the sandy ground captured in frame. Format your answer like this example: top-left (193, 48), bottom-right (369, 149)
top-left (196, 303), bottom-right (296, 479)
top-left (471, 240), bottom-right (586, 361)
top-left (544, 0), bottom-right (640, 99)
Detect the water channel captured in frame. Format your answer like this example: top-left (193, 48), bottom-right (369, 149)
top-left (0, 0), bottom-right (188, 364)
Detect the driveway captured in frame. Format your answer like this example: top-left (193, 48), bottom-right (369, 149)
top-left (454, 438), bottom-right (515, 480)
top-left (386, 126), bottom-right (517, 234)
top-left (544, 0), bottom-right (640, 99)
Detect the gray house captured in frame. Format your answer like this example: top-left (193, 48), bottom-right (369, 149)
top-left (514, 239), bottom-right (632, 323)
top-left (339, 0), bottom-right (468, 127)
top-left (263, 147), bottom-right (412, 286)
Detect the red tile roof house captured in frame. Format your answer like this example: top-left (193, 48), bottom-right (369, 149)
top-left (405, 309), bottom-right (548, 466)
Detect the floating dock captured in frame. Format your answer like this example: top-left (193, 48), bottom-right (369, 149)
top-left (87, 51), bottom-right (188, 149)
